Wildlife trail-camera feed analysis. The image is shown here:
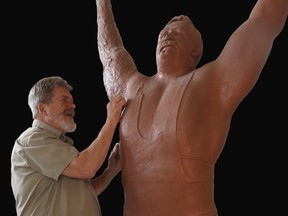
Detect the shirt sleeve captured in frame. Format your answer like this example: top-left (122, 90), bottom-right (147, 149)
top-left (24, 135), bottom-right (79, 180)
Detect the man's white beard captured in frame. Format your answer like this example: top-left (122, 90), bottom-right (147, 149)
top-left (59, 117), bottom-right (77, 133)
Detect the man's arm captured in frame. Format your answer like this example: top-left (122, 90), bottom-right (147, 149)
top-left (96, 0), bottom-right (138, 100)
top-left (211, 0), bottom-right (287, 109)
top-left (91, 143), bottom-right (121, 195)
top-left (62, 95), bottom-right (126, 179)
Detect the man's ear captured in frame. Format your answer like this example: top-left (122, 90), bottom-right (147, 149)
top-left (38, 103), bottom-right (46, 115)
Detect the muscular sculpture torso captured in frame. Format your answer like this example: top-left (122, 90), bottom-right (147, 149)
top-left (119, 71), bottom-right (223, 215)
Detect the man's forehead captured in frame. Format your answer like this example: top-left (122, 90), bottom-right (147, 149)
top-left (52, 87), bottom-right (72, 97)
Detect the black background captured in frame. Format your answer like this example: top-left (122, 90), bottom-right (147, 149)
top-left (5, 0), bottom-right (287, 215)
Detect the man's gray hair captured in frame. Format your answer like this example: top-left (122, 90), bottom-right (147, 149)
top-left (28, 76), bottom-right (73, 119)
